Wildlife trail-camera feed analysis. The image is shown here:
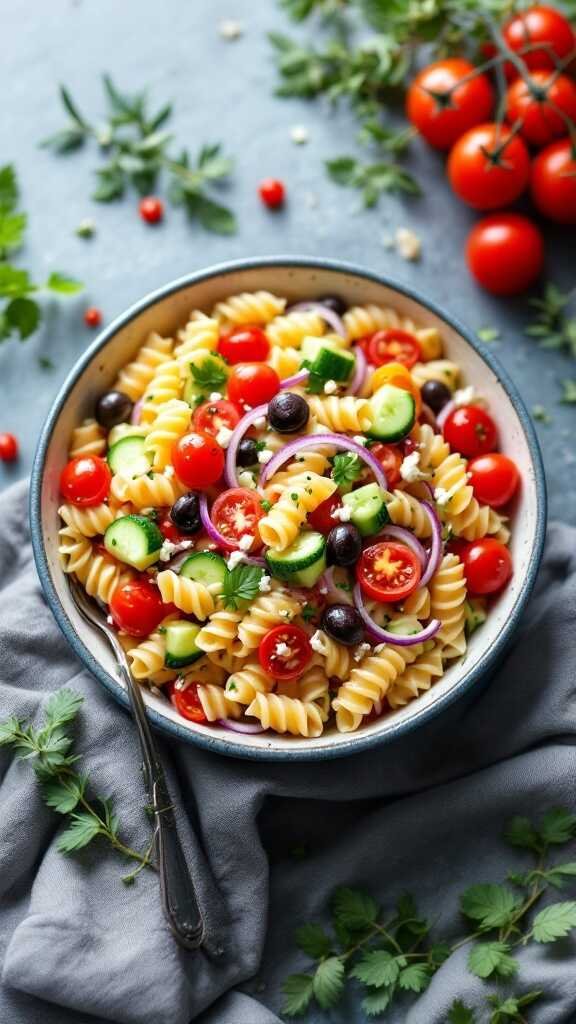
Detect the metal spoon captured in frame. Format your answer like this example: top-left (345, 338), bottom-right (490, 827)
top-left (68, 577), bottom-right (205, 950)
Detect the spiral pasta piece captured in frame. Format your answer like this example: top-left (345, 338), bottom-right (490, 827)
top-left (447, 500), bottom-right (509, 542)
top-left (214, 291), bottom-right (286, 325)
top-left (267, 451), bottom-right (330, 489)
top-left (69, 418), bottom-right (106, 458)
top-left (415, 327), bottom-right (443, 361)
top-left (128, 632), bottom-right (167, 680)
top-left (58, 503), bottom-right (115, 538)
top-left (412, 360), bottom-right (461, 392)
top-left (196, 683), bottom-right (243, 722)
top-left (306, 396), bottom-right (373, 433)
top-left (298, 664), bottom-right (330, 703)
top-left (266, 311), bottom-right (324, 348)
top-left (74, 550), bottom-right (132, 604)
top-left (174, 314), bottom-right (219, 360)
top-left (333, 642), bottom-right (423, 732)
top-left (225, 661), bottom-right (275, 704)
top-left (268, 345), bottom-right (302, 379)
top-left (156, 570), bottom-right (215, 619)
top-left (236, 591), bottom-right (301, 652)
top-left (429, 554), bottom-right (467, 659)
top-left (58, 525), bottom-right (93, 575)
top-left (343, 304), bottom-right (417, 341)
top-left (259, 472), bottom-right (337, 550)
top-left (140, 360), bottom-right (183, 424)
top-left (386, 490), bottom-right (432, 538)
top-left (125, 472), bottom-right (187, 510)
top-left (387, 645), bottom-right (444, 709)
top-left (402, 586), bottom-right (431, 620)
top-left (309, 630), bottom-right (351, 680)
top-left (432, 452), bottom-right (474, 517)
top-left (206, 648), bottom-right (240, 673)
top-left (144, 399), bottom-right (191, 470)
top-left (411, 423), bottom-right (450, 471)
top-left (195, 610), bottom-right (243, 652)
top-left (246, 693), bottom-right (324, 738)
top-left (113, 332), bottom-right (173, 401)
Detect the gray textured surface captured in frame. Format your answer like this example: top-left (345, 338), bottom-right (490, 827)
top-left (1, 0), bottom-right (575, 520)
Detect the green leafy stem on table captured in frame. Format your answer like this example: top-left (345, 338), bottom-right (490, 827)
top-left (0, 165), bottom-right (82, 343)
top-left (526, 283), bottom-right (576, 405)
top-left (281, 807), bottom-right (576, 1022)
top-left (0, 689), bottom-right (155, 884)
top-left (42, 75), bottom-right (237, 235)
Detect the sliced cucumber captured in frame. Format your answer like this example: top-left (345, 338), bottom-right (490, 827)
top-left (367, 384), bottom-right (415, 442)
top-left (107, 435), bottom-right (152, 477)
top-left (180, 551), bottom-right (227, 587)
top-left (104, 515), bottom-right (162, 570)
top-left (342, 483), bottom-right (389, 537)
top-left (266, 531), bottom-right (326, 580)
top-left (291, 550), bottom-right (326, 588)
top-left (164, 621), bottom-right (203, 669)
top-left (300, 337), bottom-right (355, 382)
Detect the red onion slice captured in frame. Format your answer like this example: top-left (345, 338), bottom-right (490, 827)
top-left (199, 493), bottom-right (236, 551)
top-left (436, 399), bottom-right (455, 431)
top-left (376, 525), bottom-right (427, 568)
top-left (217, 719), bottom-right (265, 734)
top-left (353, 583), bottom-right (441, 646)
top-left (418, 501), bottom-right (443, 588)
top-left (224, 402), bottom-right (269, 489)
top-left (131, 399), bottom-right (143, 425)
top-left (287, 301), bottom-right (346, 338)
top-left (280, 369), bottom-right (310, 389)
top-left (347, 344), bottom-right (367, 396)
top-left (259, 434), bottom-right (388, 491)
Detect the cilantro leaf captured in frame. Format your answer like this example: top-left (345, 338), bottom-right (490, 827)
top-left (332, 887), bottom-right (379, 931)
top-left (460, 884), bottom-right (519, 930)
top-left (467, 941), bottom-right (517, 979)
top-left (295, 923), bottom-right (332, 960)
top-left (0, 716), bottom-right (21, 745)
top-left (221, 564), bottom-right (264, 610)
top-left (312, 956), bottom-right (345, 1009)
top-left (46, 272), bottom-right (83, 295)
top-left (331, 451), bottom-right (363, 487)
top-left (190, 355), bottom-right (228, 391)
top-left (56, 812), bottom-right (102, 852)
top-left (447, 1000), bottom-right (477, 1024)
top-left (350, 949), bottom-right (400, 988)
top-left (282, 974), bottom-right (314, 1017)
top-left (532, 901), bottom-right (576, 942)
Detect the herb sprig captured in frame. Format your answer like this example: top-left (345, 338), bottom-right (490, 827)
top-left (42, 77), bottom-right (237, 235)
top-left (331, 451), bottom-right (363, 487)
top-left (281, 807), bottom-right (576, 1021)
top-left (0, 165), bottom-right (82, 344)
top-left (526, 283), bottom-right (576, 404)
top-left (0, 689), bottom-right (155, 883)
top-left (221, 564), bottom-right (265, 609)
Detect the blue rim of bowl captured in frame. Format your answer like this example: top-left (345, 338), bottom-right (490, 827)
top-left (30, 256), bottom-right (547, 761)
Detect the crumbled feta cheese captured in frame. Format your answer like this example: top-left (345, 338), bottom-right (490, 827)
top-left (395, 226), bottom-right (422, 262)
top-left (243, 403), bottom-right (253, 412)
top-left (106, 614), bottom-right (114, 626)
top-left (164, 465), bottom-right (175, 478)
top-left (257, 448), bottom-right (274, 465)
top-left (434, 487), bottom-right (452, 508)
top-left (219, 18), bottom-right (243, 39)
top-left (280, 608), bottom-right (292, 618)
top-left (238, 534), bottom-right (254, 551)
top-left (310, 630), bottom-right (329, 656)
top-left (453, 385), bottom-right (486, 408)
top-left (159, 539), bottom-right (178, 562)
top-left (209, 391), bottom-right (223, 402)
top-left (323, 379), bottom-right (338, 395)
top-left (290, 124), bottom-right (309, 144)
top-left (259, 574), bottom-right (272, 592)
top-left (237, 470), bottom-right (256, 490)
top-left (353, 642), bottom-right (371, 662)
top-left (276, 641), bottom-right (291, 657)
top-left (400, 451), bottom-right (427, 483)
top-left (215, 426), bottom-right (234, 448)
top-left (353, 435), bottom-right (367, 446)
top-left (331, 504), bottom-right (352, 522)
top-left (253, 416), bottom-right (267, 430)
top-left (227, 550), bottom-right (247, 570)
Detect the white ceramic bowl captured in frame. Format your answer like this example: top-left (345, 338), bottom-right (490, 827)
top-left (31, 257), bottom-right (546, 760)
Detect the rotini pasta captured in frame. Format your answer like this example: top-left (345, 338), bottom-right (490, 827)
top-left (214, 290), bottom-right (286, 325)
top-left (58, 503), bottom-right (115, 538)
top-left (156, 570), bottom-right (215, 619)
top-left (140, 360), bottom-right (183, 424)
top-left (429, 554), bottom-right (468, 659)
top-left (113, 332), bottom-right (173, 401)
top-left (412, 359), bottom-right (461, 392)
top-left (306, 396), bottom-right (373, 433)
top-left (195, 610), bottom-right (243, 652)
top-left (144, 399), bottom-right (191, 470)
top-left (225, 661), bottom-right (275, 703)
top-left (387, 645), bottom-right (444, 709)
top-left (236, 591), bottom-right (301, 652)
top-left (266, 311), bottom-right (324, 348)
top-left (69, 419), bottom-right (106, 458)
top-left (245, 693), bottom-right (324, 737)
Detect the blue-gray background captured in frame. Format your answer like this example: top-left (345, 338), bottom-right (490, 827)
top-left (1, 0), bottom-right (575, 520)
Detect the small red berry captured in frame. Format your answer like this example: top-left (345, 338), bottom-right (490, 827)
top-left (84, 307), bottom-right (102, 328)
top-left (139, 196), bottom-right (164, 223)
top-left (0, 433), bottom-right (19, 462)
top-left (258, 178), bottom-right (285, 209)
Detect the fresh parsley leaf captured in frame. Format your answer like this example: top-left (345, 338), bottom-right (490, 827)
top-left (260, 499), bottom-right (272, 513)
top-left (42, 774), bottom-right (86, 815)
top-left (312, 956), bottom-right (345, 1009)
top-left (487, 990), bottom-right (542, 1024)
top-left (0, 212), bottom-right (26, 255)
top-left (539, 808), bottom-right (576, 846)
top-left (447, 999), bottom-right (477, 1024)
top-left (295, 922), bottom-right (332, 960)
top-left (0, 716), bottom-right (21, 745)
top-left (332, 451), bottom-right (362, 487)
top-left (332, 887), bottom-right (379, 931)
top-left (361, 988), bottom-right (393, 1017)
top-left (504, 815), bottom-right (541, 853)
top-left (190, 355), bottom-right (228, 391)
top-left (398, 962), bottom-right (430, 993)
top-left (326, 154), bottom-right (420, 206)
top-left (467, 941), bottom-right (518, 979)
top-left (185, 193), bottom-right (236, 236)
top-left (301, 603), bottom-right (319, 622)
top-left (0, 165), bottom-right (18, 212)
top-left (46, 272), bottom-right (83, 295)
top-left (0, 264), bottom-right (34, 298)
top-left (460, 884), bottom-right (519, 930)
top-left (350, 949), bottom-right (400, 988)
top-left (4, 297), bottom-right (41, 340)
top-left (282, 974), bottom-right (314, 1017)
top-left (532, 901), bottom-right (576, 942)
top-left (221, 564), bottom-right (264, 609)
top-left (44, 689), bottom-right (84, 728)
top-left (542, 861), bottom-right (576, 889)
top-left (92, 164), bottom-right (125, 202)
top-left (56, 812), bottom-right (102, 853)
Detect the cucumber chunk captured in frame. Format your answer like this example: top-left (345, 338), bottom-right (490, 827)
top-left (300, 337), bottom-right (355, 383)
top-left (266, 531), bottom-right (326, 580)
top-left (164, 621), bottom-right (203, 669)
top-left (104, 515), bottom-right (163, 570)
top-left (180, 552), bottom-right (227, 587)
top-left (342, 483), bottom-right (389, 537)
top-left (367, 384), bottom-right (415, 442)
top-left (107, 435), bottom-right (152, 477)
top-left (291, 550), bottom-right (327, 588)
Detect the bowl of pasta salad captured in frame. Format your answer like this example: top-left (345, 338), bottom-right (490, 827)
top-left (30, 257), bottom-right (546, 760)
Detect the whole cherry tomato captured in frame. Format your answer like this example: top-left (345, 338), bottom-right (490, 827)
top-left (109, 578), bottom-right (169, 636)
top-left (467, 453), bottom-right (520, 508)
top-left (258, 178), bottom-right (285, 208)
top-left (506, 71), bottom-right (576, 147)
top-left (406, 59), bottom-right (494, 150)
top-left (460, 538), bottom-right (513, 596)
top-left (139, 197), bottom-right (164, 223)
top-left (531, 138), bottom-right (576, 224)
top-left (227, 363), bottom-right (281, 408)
top-left (171, 431), bottom-right (225, 488)
top-left (466, 214), bottom-right (544, 296)
top-left (443, 406), bottom-right (498, 458)
top-left (60, 455), bottom-right (111, 507)
top-left (502, 6), bottom-right (575, 72)
top-left (217, 325), bottom-right (270, 364)
top-left (0, 432), bottom-right (18, 461)
top-left (84, 307), bottom-right (102, 328)
top-left (448, 123), bottom-right (531, 209)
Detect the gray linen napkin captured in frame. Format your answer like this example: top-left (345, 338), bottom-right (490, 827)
top-left (1, 478), bottom-right (576, 1024)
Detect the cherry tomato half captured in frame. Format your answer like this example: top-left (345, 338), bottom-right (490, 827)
top-left (357, 541), bottom-right (422, 603)
top-left (0, 432), bottom-right (19, 461)
top-left (506, 72), bottom-right (576, 148)
top-left (467, 453), bottom-right (520, 508)
top-left (466, 214), bottom-right (544, 296)
top-left (109, 578), bottom-right (169, 637)
top-left (369, 443), bottom-right (403, 489)
top-left (443, 406), bottom-right (498, 458)
top-left (531, 139), bottom-right (576, 224)
top-left (210, 487), bottom-right (264, 550)
top-left (171, 431), bottom-right (225, 489)
top-left (218, 325), bottom-right (270, 364)
top-left (367, 329), bottom-right (422, 369)
top-left (460, 538), bottom-right (513, 596)
top-left (406, 59), bottom-right (494, 150)
top-left (259, 624), bottom-right (312, 680)
top-left (167, 679), bottom-right (207, 723)
top-left (502, 6), bottom-right (575, 73)
top-left (227, 363), bottom-right (281, 408)
top-left (308, 493), bottom-right (343, 534)
top-left (193, 399), bottom-right (241, 439)
top-left (447, 123), bottom-right (531, 210)
top-left (60, 455), bottom-right (111, 507)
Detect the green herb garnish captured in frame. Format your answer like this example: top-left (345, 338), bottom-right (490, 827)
top-left (221, 564), bottom-right (264, 610)
top-left (189, 355), bottom-right (228, 391)
top-left (326, 155), bottom-right (420, 208)
top-left (561, 379), bottom-right (576, 405)
top-left (477, 326), bottom-right (501, 344)
top-left (301, 603), bottom-right (319, 622)
top-left (260, 499), bottom-right (272, 513)
top-left (331, 451), bottom-right (363, 488)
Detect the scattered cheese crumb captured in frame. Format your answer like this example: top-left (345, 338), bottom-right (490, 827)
top-left (323, 379), bottom-right (338, 395)
top-left (164, 465), bottom-right (175, 478)
top-left (318, 582), bottom-right (328, 596)
top-left (259, 574), bottom-right (272, 592)
top-left (275, 641), bottom-right (290, 657)
top-left (215, 426), bottom-right (234, 448)
top-left (453, 385), bottom-right (486, 408)
top-left (237, 470), bottom-right (256, 490)
top-left (238, 534), bottom-right (254, 551)
top-left (331, 504), bottom-right (352, 522)
top-left (257, 448), bottom-right (274, 464)
top-left (219, 18), bottom-right (243, 39)
top-left (310, 630), bottom-right (329, 656)
top-left (227, 550), bottom-right (247, 570)
top-left (353, 435), bottom-right (367, 446)
top-left (434, 487), bottom-right (452, 508)
top-left (106, 614), bottom-right (114, 626)
top-left (279, 608), bottom-right (292, 618)
top-left (395, 226), bottom-right (422, 262)
top-left (290, 125), bottom-right (309, 144)
top-left (253, 415), bottom-right (267, 430)
top-left (209, 391), bottom-right (223, 402)
top-left (400, 451), bottom-right (428, 483)
top-left (353, 642), bottom-right (371, 662)
top-left (159, 539), bottom-right (178, 562)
